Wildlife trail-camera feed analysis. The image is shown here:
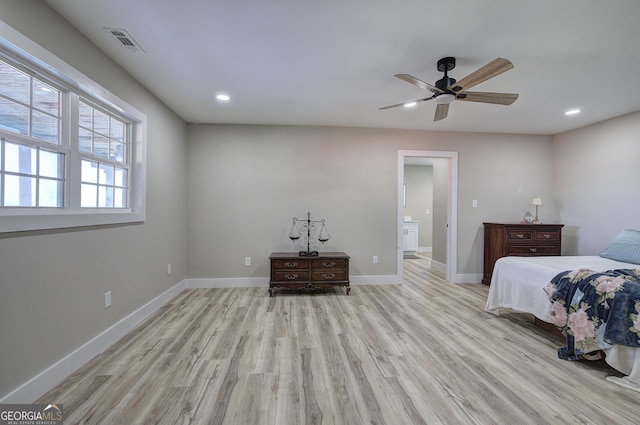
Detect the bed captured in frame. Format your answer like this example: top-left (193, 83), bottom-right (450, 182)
top-left (484, 228), bottom-right (640, 392)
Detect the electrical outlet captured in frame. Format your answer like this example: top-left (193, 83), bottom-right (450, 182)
top-left (245, 257), bottom-right (251, 266)
top-left (373, 256), bottom-right (378, 264)
top-left (167, 264), bottom-right (172, 276)
top-left (104, 291), bottom-right (112, 309)
top-left (472, 200), bottom-right (478, 208)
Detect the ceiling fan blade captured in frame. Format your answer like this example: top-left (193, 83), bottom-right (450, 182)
top-left (448, 58), bottom-right (514, 92)
top-left (434, 103), bottom-right (449, 121)
top-left (456, 91), bottom-right (519, 105)
top-left (379, 96), bottom-right (434, 110)
top-left (395, 74), bottom-right (442, 94)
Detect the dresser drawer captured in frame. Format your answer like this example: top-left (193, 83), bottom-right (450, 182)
top-left (272, 271), bottom-right (310, 282)
top-left (310, 258), bottom-right (347, 270)
top-left (507, 230), bottom-right (533, 241)
top-left (311, 270), bottom-right (347, 281)
top-left (534, 230), bottom-right (561, 241)
top-left (272, 259), bottom-right (309, 269)
top-left (507, 245), bottom-right (559, 255)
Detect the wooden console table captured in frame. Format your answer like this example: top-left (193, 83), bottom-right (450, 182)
top-left (268, 252), bottom-right (350, 296)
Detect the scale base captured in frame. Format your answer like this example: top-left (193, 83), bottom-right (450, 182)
top-left (299, 250), bottom-right (319, 257)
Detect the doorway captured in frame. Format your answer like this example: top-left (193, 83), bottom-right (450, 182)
top-left (397, 150), bottom-right (458, 283)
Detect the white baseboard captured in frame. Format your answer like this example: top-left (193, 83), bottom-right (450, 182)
top-left (186, 277), bottom-right (268, 288)
top-left (455, 273), bottom-right (483, 284)
top-left (351, 275), bottom-right (402, 285)
top-left (429, 260), bottom-right (481, 284)
top-left (0, 280), bottom-right (187, 404)
top-left (431, 259), bottom-right (446, 274)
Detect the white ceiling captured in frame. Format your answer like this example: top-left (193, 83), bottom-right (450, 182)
top-left (44, 0), bottom-right (640, 135)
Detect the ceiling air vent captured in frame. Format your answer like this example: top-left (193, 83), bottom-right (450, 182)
top-left (104, 28), bottom-right (144, 53)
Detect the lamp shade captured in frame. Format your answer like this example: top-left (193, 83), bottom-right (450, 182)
top-left (531, 197), bottom-right (543, 206)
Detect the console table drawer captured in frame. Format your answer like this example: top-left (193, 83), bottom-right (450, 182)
top-left (272, 259), bottom-right (309, 269)
top-left (311, 270), bottom-right (347, 281)
top-left (271, 271), bottom-right (309, 281)
top-left (311, 259), bottom-right (347, 269)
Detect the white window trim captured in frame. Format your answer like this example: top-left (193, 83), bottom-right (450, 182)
top-left (0, 21), bottom-right (146, 233)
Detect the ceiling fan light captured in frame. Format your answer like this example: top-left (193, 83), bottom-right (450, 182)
top-left (434, 93), bottom-right (455, 104)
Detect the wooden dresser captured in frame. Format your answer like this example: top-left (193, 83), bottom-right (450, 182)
top-left (482, 222), bottom-right (564, 285)
top-left (268, 252), bottom-right (350, 296)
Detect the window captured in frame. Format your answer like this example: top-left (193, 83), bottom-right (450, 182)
top-left (2, 141), bottom-right (65, 207)
top-left (78, 101), bottom-right (129, 209)
top-left (0, 25), bottom-right (146, 233)
top-left (1, 60), bottom-right (65, 208)
top-left (0, 61), bottom-right (61, 144)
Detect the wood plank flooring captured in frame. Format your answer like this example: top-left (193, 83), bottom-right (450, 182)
top-left (39, 255), bottom-right (640, 424)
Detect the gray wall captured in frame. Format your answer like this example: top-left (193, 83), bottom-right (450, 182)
top-left (186, 124), bottom-right (555, 279)
top-left (432, 158), bottom-right (449, 266)
top-left (0, 1), bottom-right (188, 397)
top-left (554, 111), bottom-right (640, 254)
top-left (403, 165), bottom-right (433, 250)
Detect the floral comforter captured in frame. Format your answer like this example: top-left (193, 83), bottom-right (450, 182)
top-left (544, 268), bottom-right (640, 360)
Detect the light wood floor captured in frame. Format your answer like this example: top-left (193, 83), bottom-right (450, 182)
top-left (39, 254), bottom-right (640, 424)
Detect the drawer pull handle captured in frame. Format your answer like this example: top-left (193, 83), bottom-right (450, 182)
top-left (543, 234), bottom-right (551, 239)
top-left (322, 273), bottom-right (336, 279)
top-left (322, 262), bottom-right (336, 267)
top-left (284, 262), bottom-right (298, 268)
top-left (529, 248), bottom-right (538, 253)
top-left (284, 274), bottom-right (298, 280)
top-left (516, 234), bottom-right (524, 239)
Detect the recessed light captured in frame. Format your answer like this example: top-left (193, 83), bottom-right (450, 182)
top-left (216, 94), bottom-right (231, 102)
top-left (565, 109), bottom-right (581, 116)
top-left (404, 102), bottom-right (417, 108)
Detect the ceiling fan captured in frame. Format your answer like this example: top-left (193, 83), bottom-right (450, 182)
top-left (380, 57), bottom-right (519, 121)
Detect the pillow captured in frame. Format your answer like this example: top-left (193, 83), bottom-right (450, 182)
top-left (600, 229), bottom-right (640, 264)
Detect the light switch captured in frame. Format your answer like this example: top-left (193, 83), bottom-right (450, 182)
top-left (472, 200), bottom-right (478, 208)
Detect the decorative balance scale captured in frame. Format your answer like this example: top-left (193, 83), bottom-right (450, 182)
top-left (288, 211), bottom-right (330, 256)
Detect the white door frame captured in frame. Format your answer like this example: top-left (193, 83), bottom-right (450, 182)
top-left (398, 150), bottom-right (458, 283)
